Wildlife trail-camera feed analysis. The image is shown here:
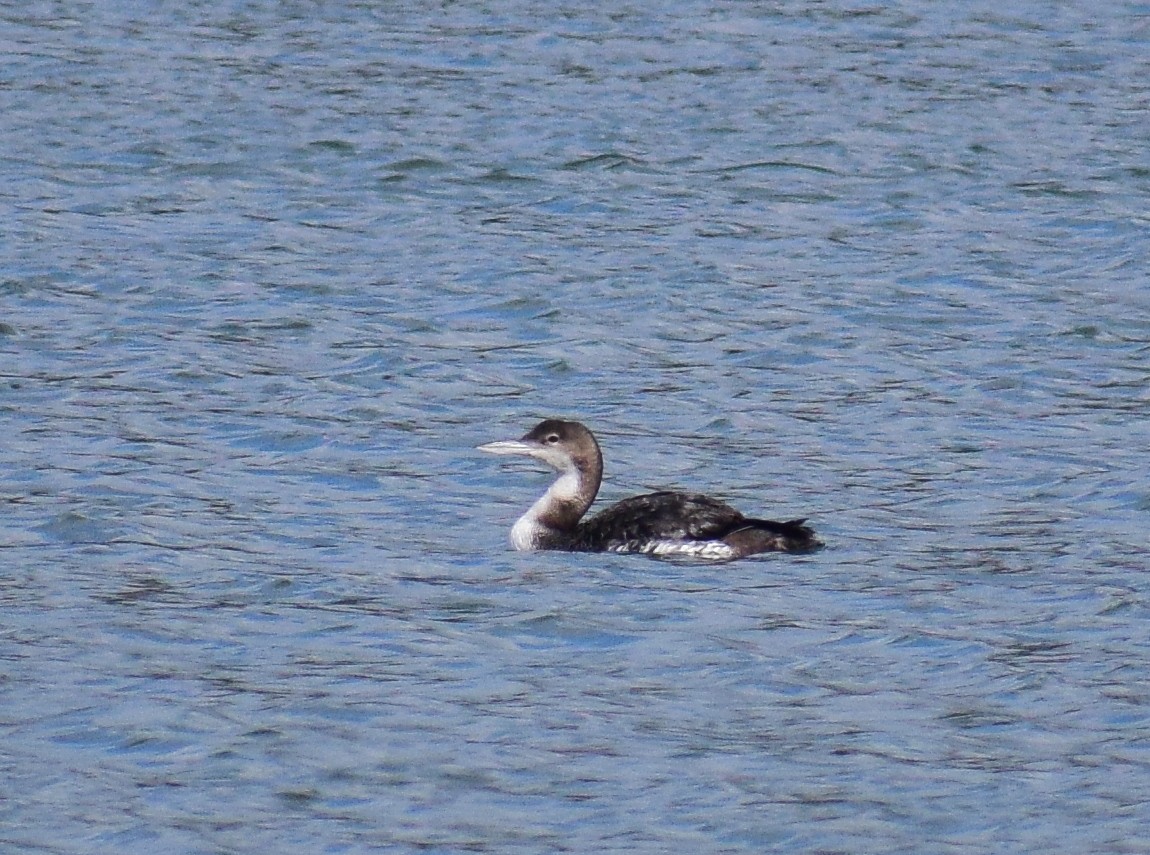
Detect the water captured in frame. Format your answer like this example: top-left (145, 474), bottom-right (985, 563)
top-left (3, 2), bottom-right (1149, 852)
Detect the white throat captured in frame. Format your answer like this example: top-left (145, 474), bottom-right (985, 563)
top-left (509, 467), bottom-right (581, 551)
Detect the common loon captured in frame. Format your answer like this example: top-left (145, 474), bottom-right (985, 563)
top-left (478, 419), bottom-right (820, 560)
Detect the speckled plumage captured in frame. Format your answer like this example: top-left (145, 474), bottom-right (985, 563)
top-left (479, 419), bottom-right (820, 560)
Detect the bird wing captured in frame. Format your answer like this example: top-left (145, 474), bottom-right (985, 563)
top-left (574, 491), bottom-right (746, 549)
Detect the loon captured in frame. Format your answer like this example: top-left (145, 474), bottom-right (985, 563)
top-left (478, 419), bottom-right (820, 560)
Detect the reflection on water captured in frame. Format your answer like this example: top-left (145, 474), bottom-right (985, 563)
top-left (3, 1), bottom-right (1148, 853)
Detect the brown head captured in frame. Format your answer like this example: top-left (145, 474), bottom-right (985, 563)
top-left (477, 419), bottom-right (605, 537)
top-left (478, 419), bottom-right (603, 480)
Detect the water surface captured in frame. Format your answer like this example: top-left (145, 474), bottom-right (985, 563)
top-left (3, 2), bottom-right (1149, 853)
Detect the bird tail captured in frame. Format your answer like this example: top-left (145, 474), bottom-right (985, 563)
top-left (726, 517), bottom-right (822, 554)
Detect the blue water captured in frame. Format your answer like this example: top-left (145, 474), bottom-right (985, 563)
top-left (3, 2), bottom-right (1149, 853)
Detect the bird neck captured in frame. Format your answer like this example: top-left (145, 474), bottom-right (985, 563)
top-left (510, 456), bottom-right (601, 550)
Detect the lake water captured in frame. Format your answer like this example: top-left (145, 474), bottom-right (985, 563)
top-left (3, 2), bottom-right (1149, 853)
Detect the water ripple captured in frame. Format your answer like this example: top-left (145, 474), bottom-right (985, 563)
top-left (3, 1), bottom-right (1150, 853)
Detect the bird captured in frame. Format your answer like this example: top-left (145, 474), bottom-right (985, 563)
top-left (478, 419), bottom-right (820, 559)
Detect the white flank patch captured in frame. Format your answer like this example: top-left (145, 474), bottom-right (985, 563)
top-left (612, 540), bottom-right (736, 560)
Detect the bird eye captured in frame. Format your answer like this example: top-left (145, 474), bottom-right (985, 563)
top-left (546, 434), bottom-right (560, 444)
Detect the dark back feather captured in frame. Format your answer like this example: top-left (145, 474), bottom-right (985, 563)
top-left (571, 491), bottom-right (746, 551)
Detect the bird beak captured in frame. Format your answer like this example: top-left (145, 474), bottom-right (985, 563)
top-left (477, 439), bottom-right (537, 456)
